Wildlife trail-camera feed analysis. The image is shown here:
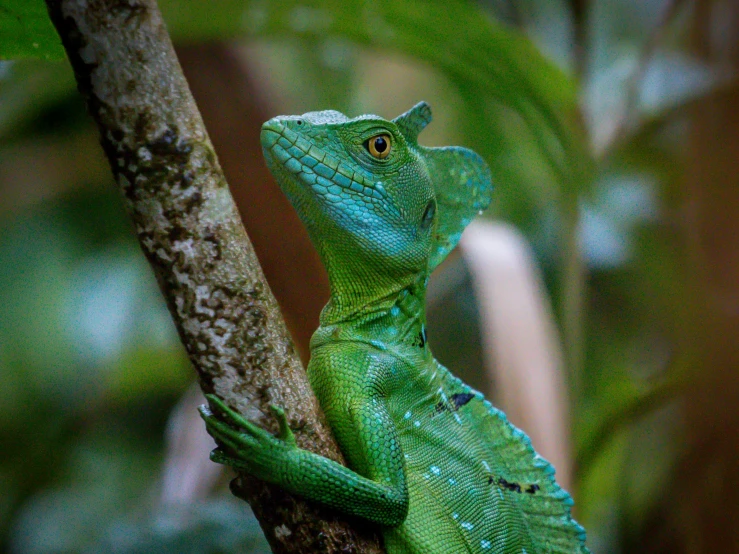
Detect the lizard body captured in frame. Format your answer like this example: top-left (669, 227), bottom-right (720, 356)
top-left (200, 102), bottom-right (589, 553)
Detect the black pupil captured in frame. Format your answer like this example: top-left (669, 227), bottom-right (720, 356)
top-left (374, 136), bottom-right (388, 153)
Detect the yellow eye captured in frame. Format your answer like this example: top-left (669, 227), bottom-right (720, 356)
top-left (366, 134), bottom-right (391, 159)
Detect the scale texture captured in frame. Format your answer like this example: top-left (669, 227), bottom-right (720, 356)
top-left (200, 102), bottom-right (589, 553)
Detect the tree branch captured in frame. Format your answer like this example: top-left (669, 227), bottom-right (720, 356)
top-left (43, 0), bottom-right (383, 552)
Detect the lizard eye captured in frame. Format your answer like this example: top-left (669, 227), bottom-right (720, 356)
top-left (365, 134), bottom-right (391, 159)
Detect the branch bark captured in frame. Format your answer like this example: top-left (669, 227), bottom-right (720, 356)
top-left (43, 1), bottom-right (383, 552)
top-left (176, 43), bottom-right (330, 364)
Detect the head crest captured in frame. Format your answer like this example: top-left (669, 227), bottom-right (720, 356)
top-left (392, 102), bottom-right (432, 143)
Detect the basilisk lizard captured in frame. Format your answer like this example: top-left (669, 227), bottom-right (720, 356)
top-left (199, 102), bottom-right (589, 553)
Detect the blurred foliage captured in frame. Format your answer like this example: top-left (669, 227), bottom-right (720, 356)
top-left (1, 0), bottom-right (737, 552)
top-left (0, 1), bottom-right (63, 60)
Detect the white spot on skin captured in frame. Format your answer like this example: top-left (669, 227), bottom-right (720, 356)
top-left (481, 539), bottom-right (491, 549)
top-left (454, 413), bottom-right (463, 424)
top-left (448, 478), bottom-right (457, 486)
top-left (414, 421), bottom-right (421, 428)
top-left (481, 461), bottom-right (491, 472)
top-left (430, 466), bottom-right (441, 476)
top-left (452, 513), bottom-right (459, 520)
top-left (461, 522), bottom-right (474, 531)
top-left (404, 411), bottom-right (412, 420)
top-left (369, 339), bottom-right (386, 350)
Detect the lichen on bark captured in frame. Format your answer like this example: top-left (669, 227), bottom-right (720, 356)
top-left (43, 0), bottom-right (383, 552)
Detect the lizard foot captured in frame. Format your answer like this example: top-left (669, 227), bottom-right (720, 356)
top-left (198, 394), bottom-right (296, 475)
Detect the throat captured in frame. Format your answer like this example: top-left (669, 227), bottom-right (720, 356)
top-left (317, 276), bottom-right (429, 350)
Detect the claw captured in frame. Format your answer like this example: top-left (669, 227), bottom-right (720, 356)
top-left (198, 403), bottom-right (213, 420)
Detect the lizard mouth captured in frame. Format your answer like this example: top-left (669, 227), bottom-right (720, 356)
top-left (261, 119), bottom-right (388, 203)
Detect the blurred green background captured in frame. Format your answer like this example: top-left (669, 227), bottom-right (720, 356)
top-left (2, 0), bottom-right (738, 552)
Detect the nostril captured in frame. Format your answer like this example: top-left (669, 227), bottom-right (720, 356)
top-left (296, 119), bottom-right (303, 126)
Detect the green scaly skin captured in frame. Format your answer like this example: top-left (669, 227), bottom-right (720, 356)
top-left (199, 102), bottom-right (589, 553)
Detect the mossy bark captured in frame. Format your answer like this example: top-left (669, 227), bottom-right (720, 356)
top-left (43, 1), bottom-right (383, 552)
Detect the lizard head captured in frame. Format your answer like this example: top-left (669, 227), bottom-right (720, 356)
top-left (260, 102), bottom-right (492, 296)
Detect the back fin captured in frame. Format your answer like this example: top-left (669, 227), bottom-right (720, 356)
top-left (421, 145), bottom-right (493, 271)
top-left (477, 399), bottom-right (589, 552)
top-left (440, 370), bottom-right (590, 553)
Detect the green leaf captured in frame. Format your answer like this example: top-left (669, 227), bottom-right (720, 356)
top-left (0, 0), bottom-right (64, 60)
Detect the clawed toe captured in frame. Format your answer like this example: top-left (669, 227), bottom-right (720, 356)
top-left (270, 404), bottom-right (296, 445)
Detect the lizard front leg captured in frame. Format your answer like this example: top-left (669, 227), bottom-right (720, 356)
top-left (199, 394), bottom-right (409, 526)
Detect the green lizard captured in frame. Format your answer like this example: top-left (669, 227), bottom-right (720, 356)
top-left (199, 102), bottom-right (589, 553)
